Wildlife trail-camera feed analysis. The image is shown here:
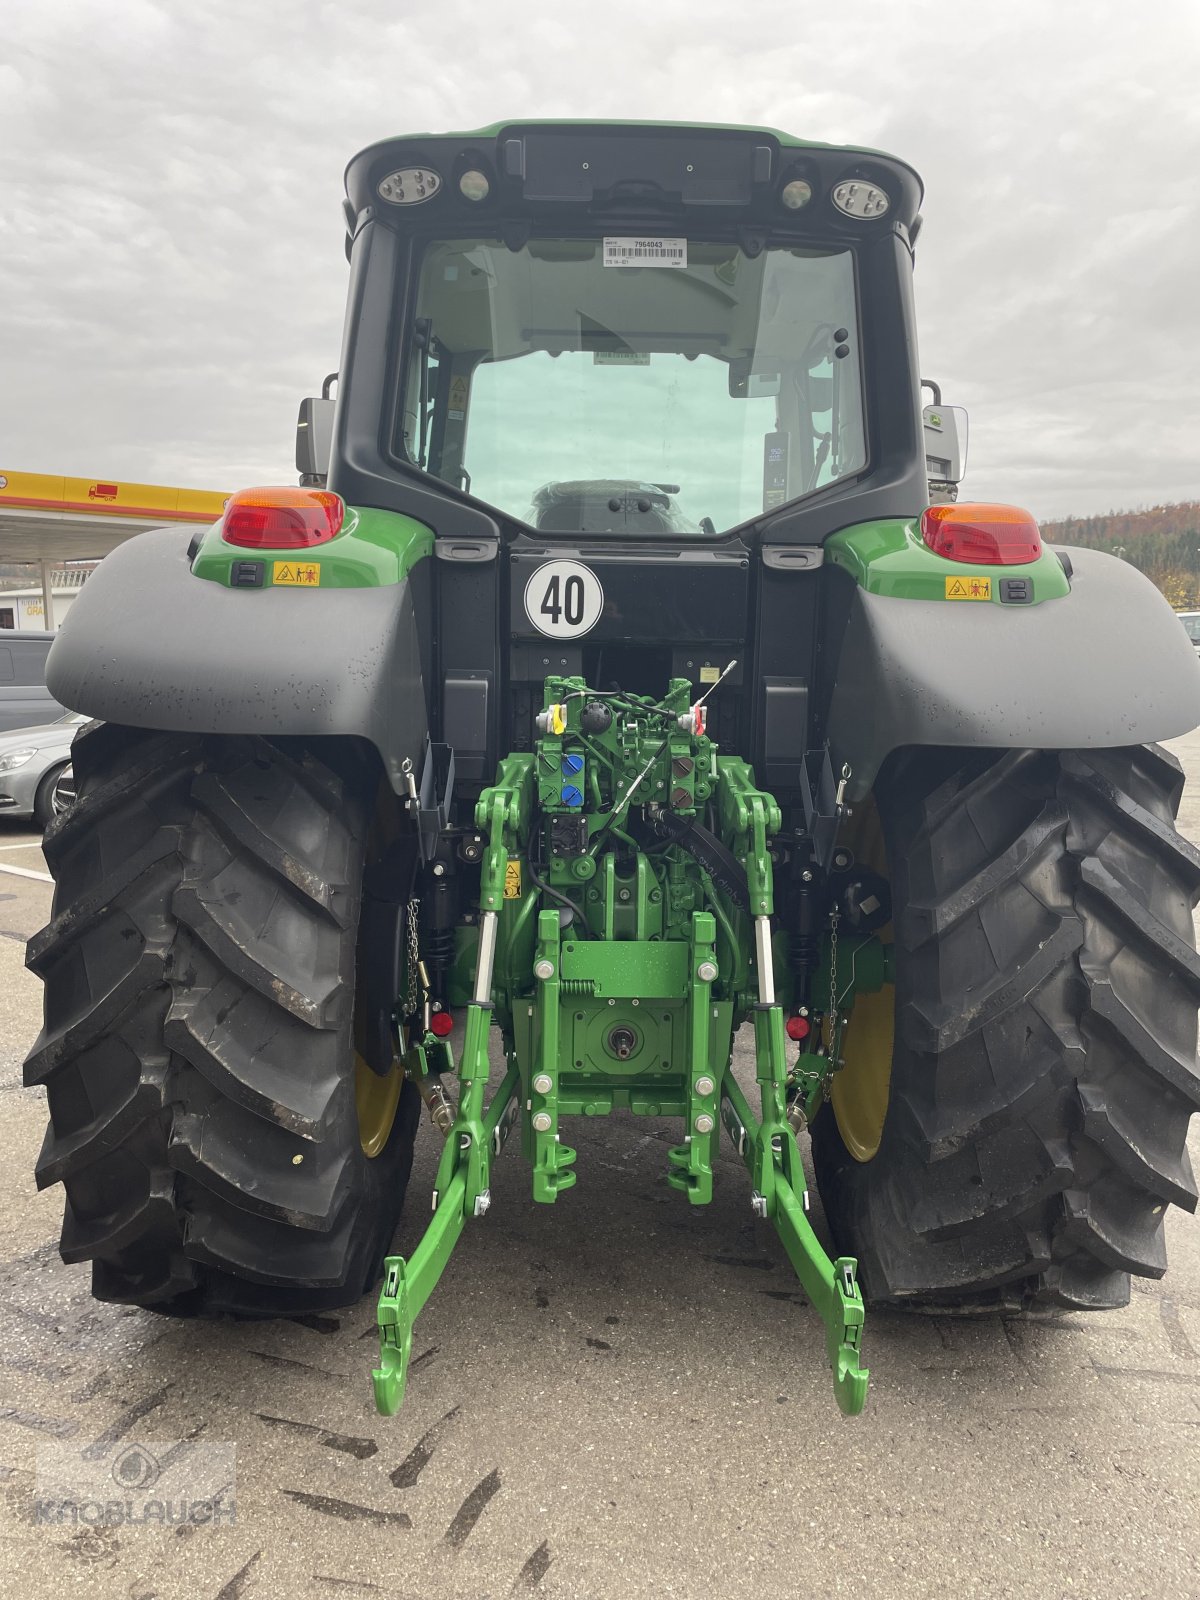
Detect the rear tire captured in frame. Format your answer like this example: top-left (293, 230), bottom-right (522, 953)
top-left (24, 724), bottom-right (420, 1314)
top-left (811, 743), bottom-right (1200, 1311)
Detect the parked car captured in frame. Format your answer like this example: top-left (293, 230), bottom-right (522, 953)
top-left (1178, 611), bottom-right (1200, 654)
top-left (0, 630), bottom-right (64, 731)
top-left (52, 762), bottom-right (76, 814)
top-left (0, 713), bottom-right (88, 827)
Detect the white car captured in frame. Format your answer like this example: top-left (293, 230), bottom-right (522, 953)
top-left (0, 712), bottom-right (88, 827)
top-left (1178, 612), bottom-right (1200, 654)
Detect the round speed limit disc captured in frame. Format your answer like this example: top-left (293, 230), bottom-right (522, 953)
top-left (523, 560), bottom-right (604, 639)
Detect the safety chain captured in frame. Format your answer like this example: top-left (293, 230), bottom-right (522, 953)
top-left (787, 902), bottom-right (847, 1126)
top-left (823, 906), bottom-right (846, 1098)
top-left (822, 760), bottom-right (854, 1096)
top-left (400, 897), bottom-right (421, 1019)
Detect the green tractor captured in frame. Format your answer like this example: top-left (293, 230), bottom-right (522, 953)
top-left (27, 122), bottom-right (1200, 1417)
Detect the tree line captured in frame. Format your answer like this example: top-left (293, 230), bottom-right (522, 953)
top-left (1043, 503), bottom-right (1200, 610)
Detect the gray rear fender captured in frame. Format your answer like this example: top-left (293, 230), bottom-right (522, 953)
top-left (827, 545), bottom-right (1200, 800)
top-left (46, 527), bottom-right (430, 792)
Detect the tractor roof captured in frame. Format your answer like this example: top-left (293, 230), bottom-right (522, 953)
top-left (344, 120), bottom-right (923, 227)
top-left (355, 118), bottom-right (905, 159)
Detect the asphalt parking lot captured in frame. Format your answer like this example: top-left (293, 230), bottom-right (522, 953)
top-left (1, 736), bottom-right (1199, 1600)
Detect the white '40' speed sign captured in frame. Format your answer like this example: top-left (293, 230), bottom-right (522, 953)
top-left (523, 560), bottom-right (604, 639)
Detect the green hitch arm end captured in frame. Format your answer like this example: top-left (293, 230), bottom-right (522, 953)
top-left (774, 1181), bottom-right (870, 1417)
top-left (777, 1180), bottom-right (869, 1417)
top-left (829, 1257), bottom-right (869, 1417)
top-left (372, 1063), bottom-right (521, 1418)
top-left (372, 1257), bottom-right (413, 1417)
top-left (723, 1076), bottom-right (870, 1416)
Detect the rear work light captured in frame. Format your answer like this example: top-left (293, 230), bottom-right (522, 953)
top-left (921, 503), bottom-right (1042, 566)
top-left (221, 486), bottom-right (345, 549)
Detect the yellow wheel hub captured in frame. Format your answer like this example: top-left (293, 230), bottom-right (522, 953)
top-left (355, 1052), bottom-right (404, 1159)
top-left (829, 800), bottom-right (896, 1163)
top-left (353, 793), bottom-right (410, 1161)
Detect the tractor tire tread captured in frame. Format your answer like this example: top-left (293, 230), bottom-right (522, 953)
top-left (812, 743), bottom-right (1200, 1313)
top-left (24, 726), bottom-right (419, 1315)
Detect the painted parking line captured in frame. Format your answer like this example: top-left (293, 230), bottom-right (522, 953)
top-left (0, 842), bottom-right (47, 852)
top-left (0, 860), bottom-right (53, 884)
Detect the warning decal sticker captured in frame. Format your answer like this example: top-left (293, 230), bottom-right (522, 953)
top-left (447, 375), bottom-right (469, 421)
top-left (944, 575), bottom-right (991, 601)
top-left (504, 859), bottom-right (522, 899)
top-left (603, 237), bottom-right (687, 268)
top-left (273, 561), bottom-right (321, 587)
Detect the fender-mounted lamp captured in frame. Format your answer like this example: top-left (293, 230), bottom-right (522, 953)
top-left (221, 486), bottom-right (345, 550)
top-left (921, 503), bottom-right (1042, 566)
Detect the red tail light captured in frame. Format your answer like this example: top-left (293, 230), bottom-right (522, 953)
top-left (221, 486), bottom-right (344, 549)
top-left (429, 1011), bottom-right (454, 1038)
top-left (921, 503), bottom-right (1042, 566)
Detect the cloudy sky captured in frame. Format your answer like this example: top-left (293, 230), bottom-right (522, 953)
top-left (3, 0), bottom-right (1199, 521)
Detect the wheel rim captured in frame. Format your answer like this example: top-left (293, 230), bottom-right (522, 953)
top-left (353, 785), bottom-right (412, 1161)
top-left (355, 1052), bottom-right (405, 1158)
top-left (829, 799), bottom-right (896, 1163)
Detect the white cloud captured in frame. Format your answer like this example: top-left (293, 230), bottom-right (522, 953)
top-left (2, 0), bottom-right (1199, 518)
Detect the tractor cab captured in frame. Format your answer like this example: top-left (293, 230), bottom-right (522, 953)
top-left (316, 123), bottom-right (928, 799)
top-left (331, 122), bottom-right (926, 545)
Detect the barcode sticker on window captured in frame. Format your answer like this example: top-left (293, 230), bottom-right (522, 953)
top-left (603, 237), bottom-right (687, 268)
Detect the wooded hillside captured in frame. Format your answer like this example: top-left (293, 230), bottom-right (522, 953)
top-left (1043, 503), bottom-right (1200, 609)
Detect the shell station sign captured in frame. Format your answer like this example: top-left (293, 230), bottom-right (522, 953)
top-left (0, 470), bottom-right (229, 523)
